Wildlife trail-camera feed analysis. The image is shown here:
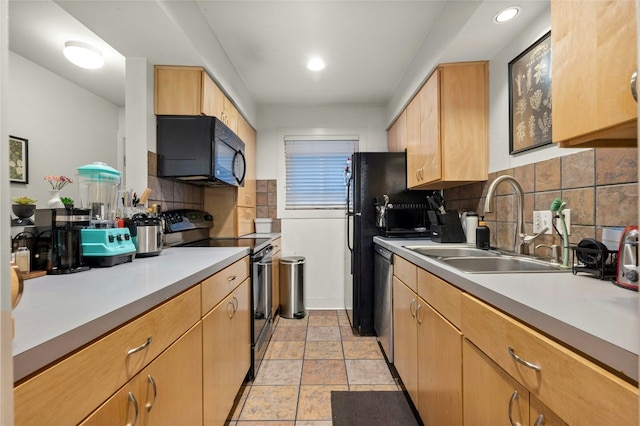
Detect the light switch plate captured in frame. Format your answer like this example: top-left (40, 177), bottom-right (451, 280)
top-left (554, 209), bottom-right (571, 236)
top-left (533, 211), bottom-right (553, 235)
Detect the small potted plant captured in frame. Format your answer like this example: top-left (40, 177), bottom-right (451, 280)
top-left (11, 196), bottom-right (37, 225)
top-left (61, 197), bottom-right (74, 208)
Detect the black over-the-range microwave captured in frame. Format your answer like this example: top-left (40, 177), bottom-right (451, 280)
top-left (156, 115), bottom-right (246, 187)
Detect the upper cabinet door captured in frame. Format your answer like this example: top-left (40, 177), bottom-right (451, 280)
top-left (406, 62), bottom-right (488, 190)
top-left (551, 0), bottom-right (638, 147)
top-left (387, 109), bottom-right (407, 153)
top-left (154, 66), bottom-right (206, 116)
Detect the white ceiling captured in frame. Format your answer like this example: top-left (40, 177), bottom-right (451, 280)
top-left (8, 0), bottom-right (549, 116)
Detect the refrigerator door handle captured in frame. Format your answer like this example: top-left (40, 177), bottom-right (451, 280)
top-left (346, 176), bottom-right (354, 252)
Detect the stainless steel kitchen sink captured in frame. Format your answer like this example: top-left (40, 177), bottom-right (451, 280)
top-left (404, 246), bottom-right (501, 258)
top-left (439, 256), bottom-right (569, 273)
top-left (404, 245), bottom-right (570, 273)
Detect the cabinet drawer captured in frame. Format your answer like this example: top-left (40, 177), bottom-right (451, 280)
top-left (417, 268), bottom-right (461, 329)
top-left (393, 255), bottom-right (417, 292)
top-left (461, 294), bottom-right (638, 425)
top-left (201, 256), bottom-right (250, 314)
top-left (14, 285), bottom-right (201, 426)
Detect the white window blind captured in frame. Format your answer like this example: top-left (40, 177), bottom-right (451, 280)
top-left (285, 137), bottom-right (358, 209)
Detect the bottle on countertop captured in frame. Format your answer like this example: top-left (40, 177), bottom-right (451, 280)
top-left (15, 244), bottom-right (30, 274)
top-left (465, 212), bottom-right (479, 245)
top-left (476, 220), bottom-right (490, 250)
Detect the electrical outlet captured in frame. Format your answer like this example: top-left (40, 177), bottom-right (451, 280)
top-left (533, 210), bottom-right (553, 234)
top-left (554, 209), bottom-right (571, 236)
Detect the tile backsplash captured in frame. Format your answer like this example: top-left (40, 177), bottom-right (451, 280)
top-left (256, 179), bottom-right (281, 233)
top-left (444, 148), bottom-right (638, 252)
top-left (147, 151), bottom-right (204, 212)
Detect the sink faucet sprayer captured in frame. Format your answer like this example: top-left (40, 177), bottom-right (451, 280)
top-left (550, 198), bottom-right (571, 268)
top-left (482, 175), bottom-right (548, 255)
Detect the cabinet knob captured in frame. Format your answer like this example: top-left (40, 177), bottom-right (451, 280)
top-left (631, 70), bottom-right (638, 103)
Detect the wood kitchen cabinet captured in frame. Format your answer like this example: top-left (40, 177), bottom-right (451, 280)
top-left (392, 255), bottom-right (463, 425)
top-left (387, 109), bottom-right (406, 152)
top-left (463, 339), bottom-right (530, 426)
top-left (461, 293), bottom-right (638, 425)
top-left (81, 322), bottom-right (203, 426)
top-left (406, 62), bottom-right (488, 189)
top-left (551, 0), bottom-right (638, 147)
top-left (154, 65), bottom-right (220, 116)
top-left (203, 278), bottom-right (251, 425)
top-left (154, 64), bottom-right (241, 134)
top-left (237, 114), bottom-right (257, 209)
top-left (14, 286), bottom-right (201, 425)
top-left (392, 276), bottom-right (419, 403)
top-left (205, 186), bottom-right (256, 237)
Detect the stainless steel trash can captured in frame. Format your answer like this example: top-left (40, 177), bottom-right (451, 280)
top-left (279, 256), bottom-right (306, 319)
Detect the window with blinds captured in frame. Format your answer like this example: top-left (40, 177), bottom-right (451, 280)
top-left (285, 137), bottom-right (358, 209)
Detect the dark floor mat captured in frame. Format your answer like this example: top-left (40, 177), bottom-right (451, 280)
top-left (331, 391), bottom-right (420, 426)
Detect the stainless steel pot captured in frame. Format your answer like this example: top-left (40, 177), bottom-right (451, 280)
top-left (128, 214), bottom-right (163, 257)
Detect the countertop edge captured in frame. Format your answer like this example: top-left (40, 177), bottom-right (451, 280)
top-left (374, 237), bottom-right (639, 383)
top-left (13, 248), bottom-right (249, 382)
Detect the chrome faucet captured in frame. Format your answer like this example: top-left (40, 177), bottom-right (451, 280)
top-left (482, 175), bottom-right (547, 255)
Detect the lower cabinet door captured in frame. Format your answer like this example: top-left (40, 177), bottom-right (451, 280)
top-left (80, 323), bottom-right (203, 426)
top-left (141, 322), bottom-right (203, 426)
top-left (80, 377), bottom-right (140, 425)
top-left (417, 299), bottom-right (462, 425)
top-left (392, 277), bottom-right (418, 404)
top-left (203, 279), bottom-right (251, 424)
top-left (463, 339), bottom-right (530, 426)
top-left (530, 395), bottom-right (568, 426)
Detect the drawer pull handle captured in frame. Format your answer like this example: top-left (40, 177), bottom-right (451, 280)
top-left (409, 298), bottom-right (417, 318)
top-left (534, 414), bottom-right (545, 426)
top-left (508, 346), bottom-right (541, 371)
top-left (227, 275), bottom-right (237, 282)
top-left (508, 390), bottom-right (520, 426)
top-left (127, 336), bottom-right (153, 356)
top-left (416, 303), bottom-right (423, 324)
top-left (146, 374), bottom-right (157, 412)
top-left (631, 70), bottom-right (638, 102)
top-left (126, 391), bottom-right (139, 426)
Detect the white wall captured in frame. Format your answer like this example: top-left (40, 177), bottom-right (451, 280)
top-left (256, 103), bottom-right (387, 309)
top-left (487, 5), bottom-right (585, 172)
top-left (8, 51), bottom-right (120, 209)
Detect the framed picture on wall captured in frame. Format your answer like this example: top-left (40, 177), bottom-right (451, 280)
top-left (9, 135), bottom-right (29, 184)
top-left (509, 31), bottom-right (552, 154)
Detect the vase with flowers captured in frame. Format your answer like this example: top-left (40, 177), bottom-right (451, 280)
top-left (44, 175), bottom-right (73, 208)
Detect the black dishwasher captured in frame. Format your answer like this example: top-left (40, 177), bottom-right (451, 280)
top-left (374, 244), bottom-right (394, 362)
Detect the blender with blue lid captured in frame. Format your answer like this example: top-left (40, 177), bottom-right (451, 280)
top-left (77, 162), bottom-right (136, 266)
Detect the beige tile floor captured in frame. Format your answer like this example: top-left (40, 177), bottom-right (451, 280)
top-left (228, 310), bottom-right (401, 425)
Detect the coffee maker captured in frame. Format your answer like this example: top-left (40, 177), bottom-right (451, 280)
top-left (77, 162), bottom-right (136, 267)
top-left (49, 207), bottom-right (91, 275)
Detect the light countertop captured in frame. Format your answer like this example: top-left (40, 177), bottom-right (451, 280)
top-left (12, 247), bottom-right (249, 382)
top-left (375, 237), bottom-right (639, 382)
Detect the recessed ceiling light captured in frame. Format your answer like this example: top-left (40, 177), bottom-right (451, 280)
top-left (494, 6), bottom-right (521, 23)
top-left (63, 41), bottom-right (104, 69)
top-left (306, 57), bottom-right (325, 72)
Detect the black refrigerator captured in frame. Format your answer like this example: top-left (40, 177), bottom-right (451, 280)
top-left (345, 152), bottom-right (432, 335)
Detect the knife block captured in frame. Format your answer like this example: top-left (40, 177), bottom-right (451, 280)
top-left (430, 211), bottom-right (466, 243)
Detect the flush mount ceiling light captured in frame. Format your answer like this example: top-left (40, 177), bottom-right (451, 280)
top-left (63, 41), bottom-right (104, 69)
top-left (306, 57), bottom-right (325, 72)
top-left (494, 6), bottom-right (521, 23)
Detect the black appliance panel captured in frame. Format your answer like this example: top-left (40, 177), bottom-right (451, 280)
top-left (347, 152), bottom-right (433, 335)
top-left (157, 115), bottom-right (246, 186)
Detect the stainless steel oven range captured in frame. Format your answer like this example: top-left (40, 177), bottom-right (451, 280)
top-left (162, 209), bottom-right (274, 379)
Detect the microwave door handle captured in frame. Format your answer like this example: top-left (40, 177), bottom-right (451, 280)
top-left (232, 149), bottom-right (247, 185)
